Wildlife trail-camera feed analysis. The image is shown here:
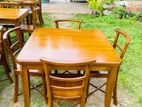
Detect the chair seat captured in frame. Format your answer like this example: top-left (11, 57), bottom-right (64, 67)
top-left (90, 71), bottom-right (108, 78)
top-left (20, 24), bottom-right (34, 32)
top-left (0, 24), bottom-right (15, 28)
top-left (15, 64), bottom-right (43, 76)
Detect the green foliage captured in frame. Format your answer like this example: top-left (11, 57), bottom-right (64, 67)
top-left (132, 12), bottom-right (142, 22)
top-left (87, 0), bottom-right (107, 16)
top-left (109, 0), bottom-right (116, 3)
top-left (42, 13), bottom-right (55, 28)
top-left (113, 6), bottom-right (142, 21)
top-left (74, 14), bottom-right (142, 106)
top-left (113, 5), bottom-right (127, 19)
top-left (87, 0), bottom-right (116, 16)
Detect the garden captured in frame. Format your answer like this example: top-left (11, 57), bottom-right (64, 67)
top-left (0, 0), bottom-right (142, 107)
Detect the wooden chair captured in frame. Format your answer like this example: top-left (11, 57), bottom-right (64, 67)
top-left (54, 20), bottom-right (83, 29)
top-left (0, 26), bottom-right (13, 83)
top-left (24, 0), bottom-right (43, 26)
top-left (54, 19), bottom-right (83, 74)
top-left (40, 57), bottom-right (95, 107)
top-left (20, 6), bottom-right (41, 42)
top-left (3, 27), bottom-right (47, 103)
top-left (89, 28), bottom-right (131, 105)
top-left (21, 6), bottom-right (41, 31)
top-left (36, 0), bottom-right (44, 25)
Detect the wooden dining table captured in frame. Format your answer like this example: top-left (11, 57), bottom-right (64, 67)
top-left (0, 0), bottom-right (44, 25)
top-left (16, 28), bottom-right (121, 107)
top-left (0, 8), bottom-right (29, 26)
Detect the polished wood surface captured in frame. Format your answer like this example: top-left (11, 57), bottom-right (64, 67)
top-left (16, 28), bottom-right (121, 107)
top-left (0, 2), bottom-right (20, 8)
top-left (0, 8), bottom-right (29, 25)
top-left (0, 0), bottom-right (36, 5)
top-left (0, 0), bottom-right (44, 25)
top-left (20, 0), bottom-right (36, 5)
top-left (17, 28), bottom-right (121, 64)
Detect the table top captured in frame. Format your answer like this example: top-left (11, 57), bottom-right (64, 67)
top-left (20, 0), bottom-right (36, 5)
top-left (16, 28), bottom-right (121, 65)
top-left (0, 0), bottom-right (37, 5)
top-left (0, 8), bottom-right (29, 20)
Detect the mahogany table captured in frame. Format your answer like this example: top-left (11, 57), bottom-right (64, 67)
top-left (0, 8), bottom-right (29, 26)
top-left (16, 28), bottom-right (121, 107)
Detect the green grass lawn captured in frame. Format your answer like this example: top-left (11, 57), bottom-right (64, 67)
top-left (0, 13), bottom-right (142, 107)
top-left (73, 14), bottom-right (142, 107)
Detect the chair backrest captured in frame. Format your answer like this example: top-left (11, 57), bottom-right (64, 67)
top-left (0, 2), bottom-right (19, 8)
top-left (36, 0), bottom-right (42, 10)
top-left (33, 7), bottom-right (41, 28)
top-left (54, 20), bottom-right (83, 29)
top-left (113, 28), bottom-right (131, 59)
top-left (3, 27), bottom-right (23, 69)
top-left (40, 58), bottom-right (95, 106)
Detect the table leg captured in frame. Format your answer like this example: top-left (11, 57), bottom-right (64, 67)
top-left (105, 65), bottom-right (119, 107)
top-left (21, 66), bottom-right (30, 107)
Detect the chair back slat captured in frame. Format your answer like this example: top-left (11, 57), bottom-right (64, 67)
top-left (40, 57), bottom-right (95, 106)
top-left (54, 20), bottom-right (83, 29)
top-left (33, 7), bottom-right (41, 27)
top-left (113, 28), bottom-right (131, 59)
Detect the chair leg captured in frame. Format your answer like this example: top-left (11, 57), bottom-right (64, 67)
top-left (38, 12), bottom-right (44, 26)
top-left (80, 96), bottom-right (85, 107)
top-left (113, 70), bottom-right (119, 105)
top-left (13, 74), bottom-right (19, 103)
top-left (1, 52), bottom-right (13, 83)
top-left (77, 70), bottom-right (81, 74)
top-left (54, 70), bottom-right (58, 74)
top-left (113, 81), bottom-right (118, 105)
top-left (21, 32), bottom-right (25, 43)
top-left (42, 76), bottom-right (48, 104)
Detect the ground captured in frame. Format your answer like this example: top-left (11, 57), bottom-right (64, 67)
top-left (0, 0), bottom-right (141, 107)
